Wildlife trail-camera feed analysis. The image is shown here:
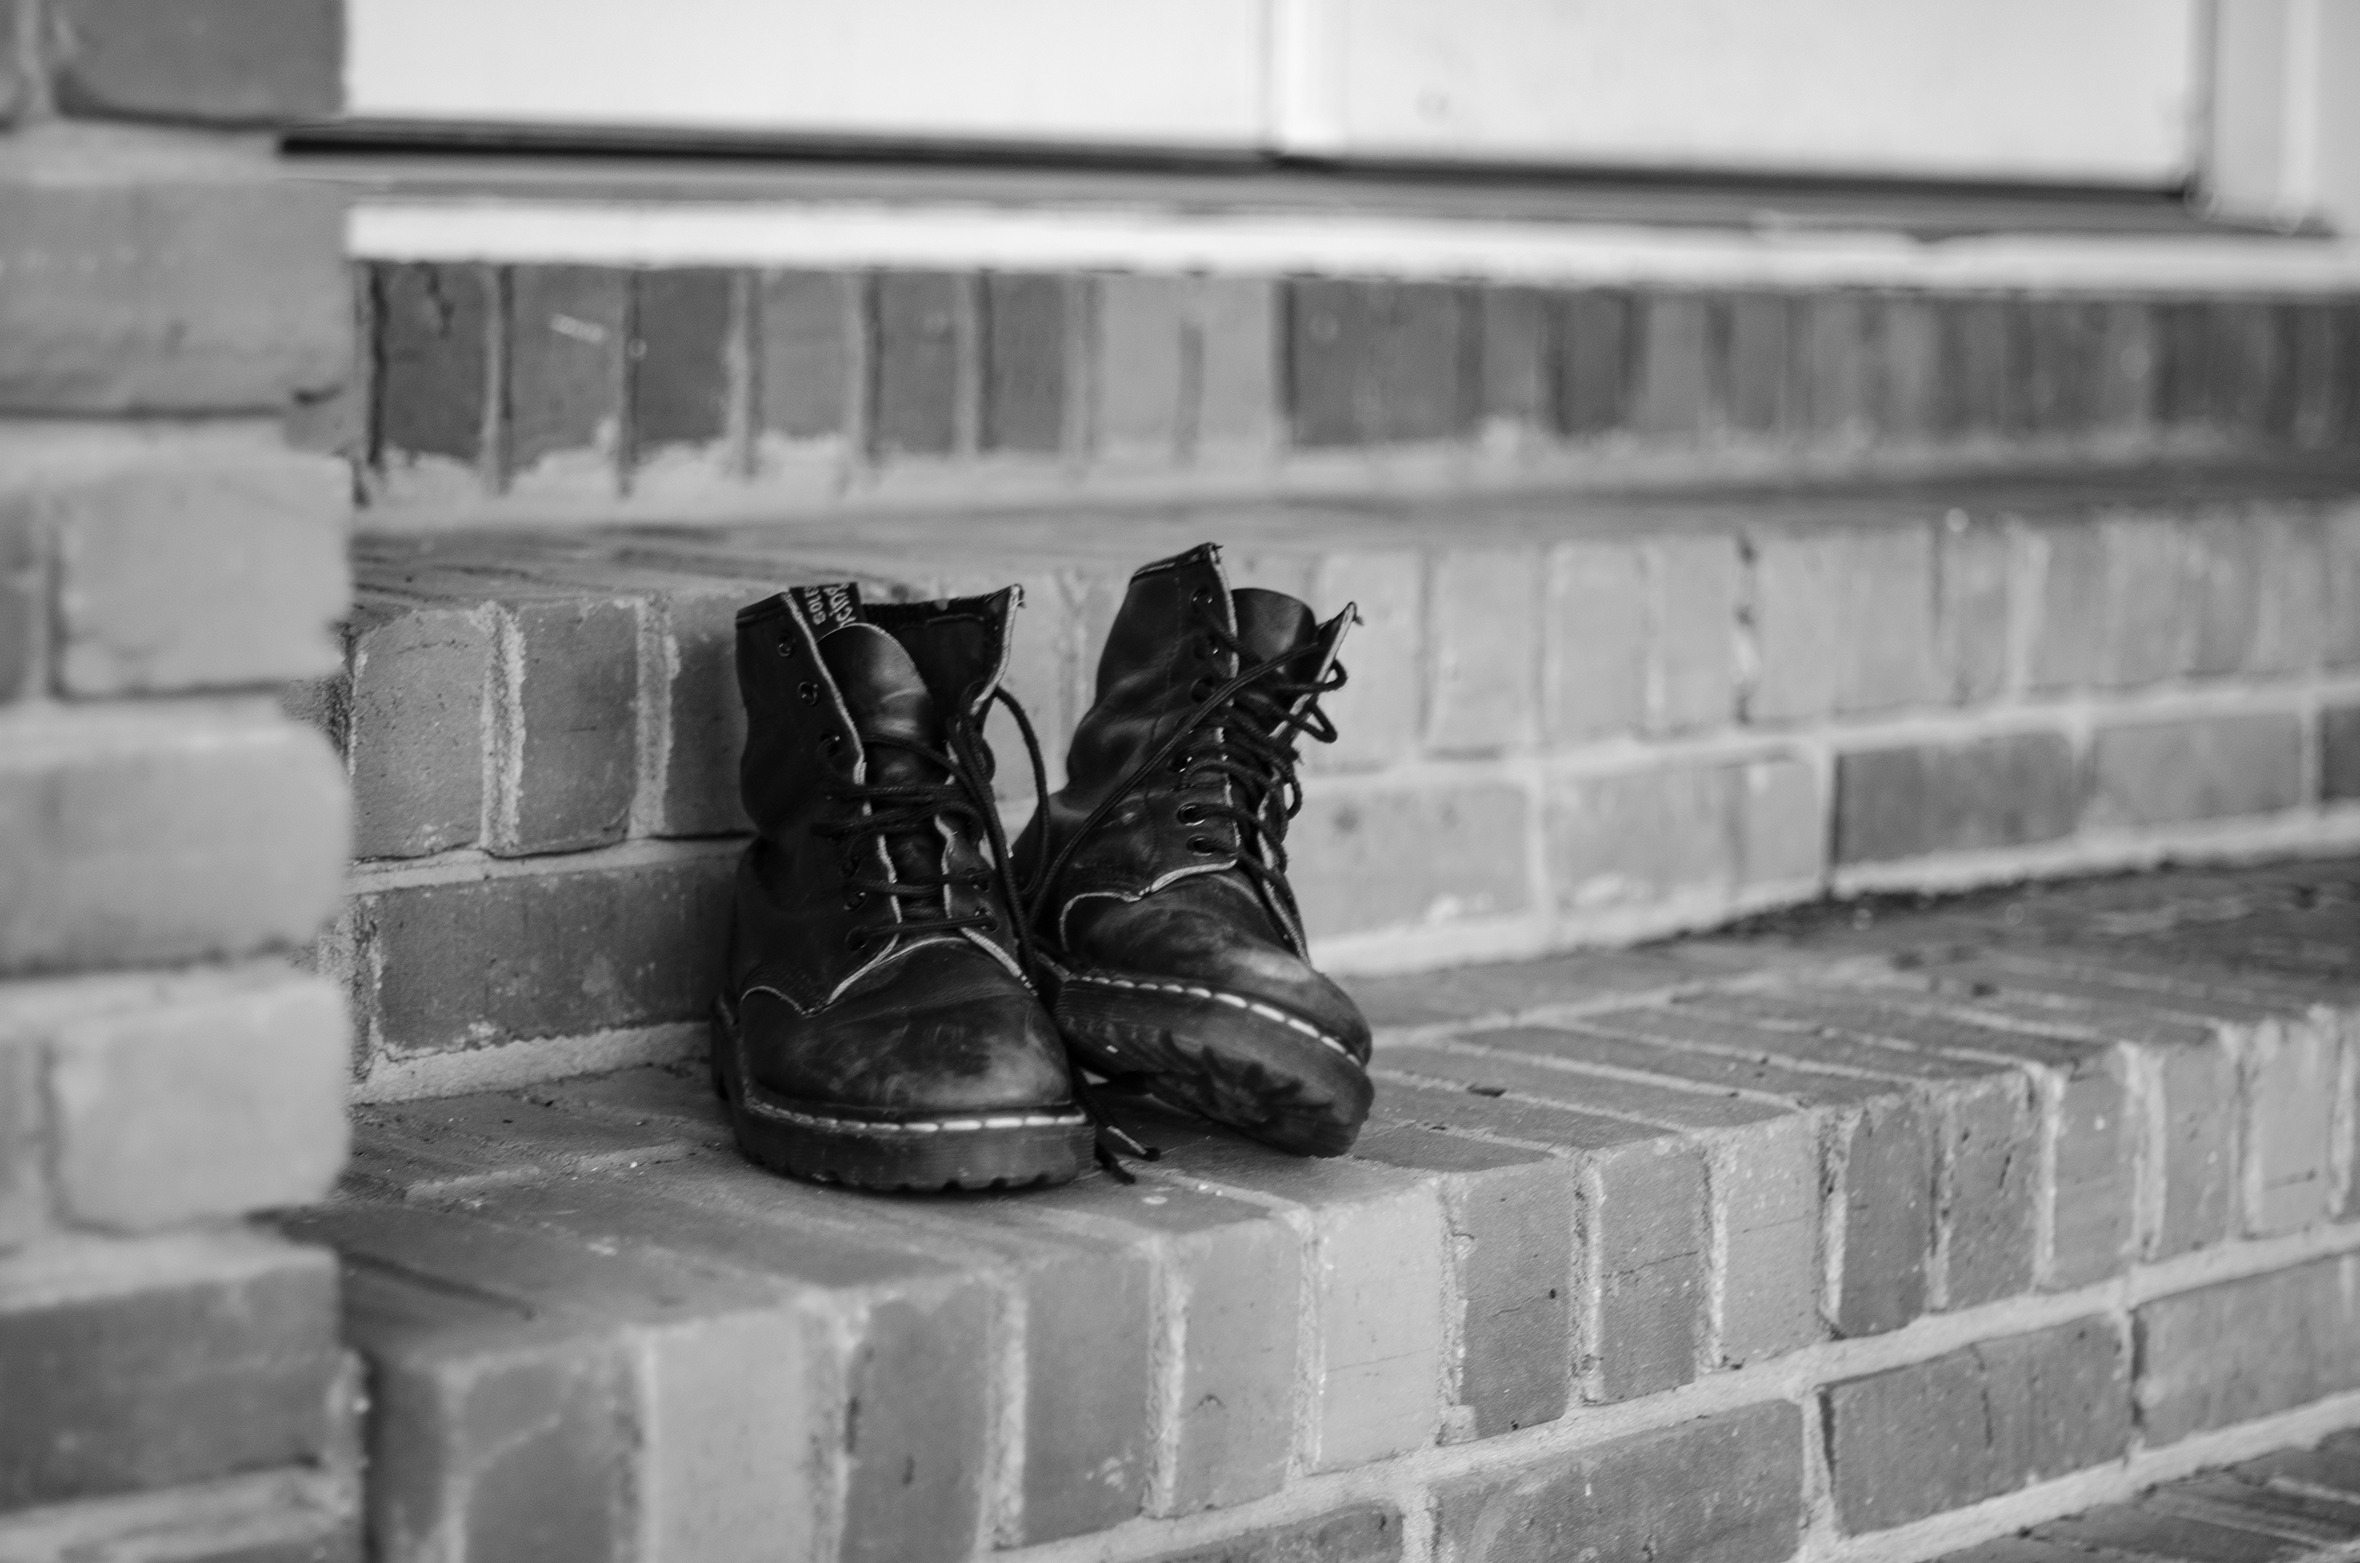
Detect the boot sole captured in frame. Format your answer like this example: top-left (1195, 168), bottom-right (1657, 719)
top-left (710, 1002), bottom-right (1094, 1193)
top-left (1054, 972), bottom-right (1374, 1157)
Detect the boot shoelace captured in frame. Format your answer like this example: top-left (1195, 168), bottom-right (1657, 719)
top-left (1020, 607), bottom-right (1347, 936)
top-left (830, 704), bottom-right (1158, 1182)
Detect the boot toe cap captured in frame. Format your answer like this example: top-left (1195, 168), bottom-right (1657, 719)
top-left (741, 940), bottom-right (1074, 1115)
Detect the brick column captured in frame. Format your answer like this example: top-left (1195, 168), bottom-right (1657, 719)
top-left (0, 0), bottom-right (360, 1551)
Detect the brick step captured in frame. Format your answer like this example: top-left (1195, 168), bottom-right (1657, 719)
top-left (282, 860), bottom-right (2360, 1563)
top-left (1935, 1431), bottom-right (2360, 1562)
top-left (318, 474), bottom-right (2360, 1099)
top-left (346, 259), bottom-right (2360, 525)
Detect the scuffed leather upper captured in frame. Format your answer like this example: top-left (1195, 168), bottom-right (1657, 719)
top-left (729, 587), bottom-right (1073, 1114)
top-left (1014, 544), bottom-right (1370, 1059)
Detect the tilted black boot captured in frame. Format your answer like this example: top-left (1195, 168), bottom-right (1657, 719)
top-left (713, 582), bottom-right (1095, 1191)
top-left (1014, 544), bottom-right (1375, 1156)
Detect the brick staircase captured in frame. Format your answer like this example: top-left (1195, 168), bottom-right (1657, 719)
top-left (283, 857), bottom-right (2360, 1562)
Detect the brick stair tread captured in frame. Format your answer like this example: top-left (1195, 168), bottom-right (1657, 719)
top-left (282, 858), bottom-right (2360, 1561)
top-left (1935, 1430), bottom-right (2360, 1561)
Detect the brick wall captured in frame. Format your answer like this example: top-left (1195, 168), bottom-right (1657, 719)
top-left (319, 484), bottom-right (2360, 1098)
top-left (341, 261), bottom-right (2360, 519)
top-left (0, 0), bottom-right (360, 1552)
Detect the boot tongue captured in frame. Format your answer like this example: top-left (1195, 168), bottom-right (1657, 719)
top-left (814, 624), bottom-right (944, 774)
top-left (1231, 588), bottom-right (1319, 668)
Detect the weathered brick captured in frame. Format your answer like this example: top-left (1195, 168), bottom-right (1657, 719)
top-left (982, 273), bottom-right (1071, 455)
top-left (0, 1029), bottom-right (45, 1248)
top-left (1721, 293), bottom-right (1794, 436)
top-left (630, 269), bottom-right (735, 462)
top-left (1354, 1123), bottom-right (1574, 1437)
top-left (1795, 293), bottom-right (1874, 443)
top-left (2325, 704), bottom-right (2360, 802)
top-left (506, 266), bottom-right (627, 484)
top-left (1141, 1505), bottom-right (1403, 1563)
top-left (0, 168), bottom-right (348, 414)
top-left (0, 1469), bottom-right (359, 1559)
top-left (1311, 550), bottom-right (1422, 770)
top-left (1542, 539), bottom-right (1646, 743)
top-left (1435, 1399), bottom-right (1801, 1563)
top-left (44, 0), bottom-right (340, 123)
top-left (1677, 989), bottom-right (2040, 1309)
top-left (2146, 1033), bottom-right (2239, 1259)
top-left (1094, 274), bottom-right (1188, 460)
top-left (1548, 755), bottom-right (1818, 911)
top-left (2331, 507), bottom-right (2360, 668)
top-left (2090, 299), bottom-right (2161, 433)
top-left (1479, 287), bottom-right (1553, 434)
top-left (1028, 1182), bottom-right (1301, 1516)
top-left (487, 594), bottom-right (641, 855)
top-left (0, 703), bottom-right (348, 977)
top-left (2183, 513), bottom-right (2265, 677)
top-left (1833, 729), bottom-right (2079, 864)
top-left (1287, 279), bottom-right (1473, 447)
top-left (352, 853), bottom-right (733, 1063)
top-left (1939, 296), bottom-right (2014, 435)
top-left (2016, 299), bottom-right (2106, 437)
top-left (0, 503), bottom-right (41, 703)
top-left (755, 270), bottom-right (852, 447)
top-left (1193, 277), bottom-right (1280, 459)
top-left (40, 964), bottom-right (347, 1230)
top-left (347, 598), bottom-right (491, 859)
top-left (1650, 531), bottom-right (1743, 732)
top-left (2290, 301), bottom-right (2360, 448)
top-left (0, 1230), bottom-right (344, 1509)
top-left (873, 271), bottom-right (967, 457)
top-left (375, 263), bottom-right (492, 469)
top-left (2023, 513), bottom-right (2287, 692)
top-left (2240, 1015), bottom-right (2344, 1235)
top-left (0, 0), bottom-right (24, 123)
top-left (1130, 1125), bottom-right (1445, 1473)
top-left (1292, 778), bottom-right (1530, 939)
top-left (1825, 1316), bottom-right (2130, 1533)
top-left (1428, 547), bottom-right (1540, 752)
top-left (2086, 712), bottom-right (2303, 828)
top-left (1555, 290), bottom-right (1637, 435)
top-left (648, 584), bottom-right (755, 838)
top-left (1937, 514), bottom-right (2012, 705)
top-left (1875, 293), bottom-right (1943, 438)
top-left (1363, 1060), bottom-right (1722, 1394)
top-left (1749, 524), bottom-right (1945, 722)
top-left (2247, 512), bottom-right (2330, 674)
top-left (1632, 294), bottom-right (1716, 440)
top-left (2137, 1256), bottom-right (2360, 1444)
top-left (28, 436), bottom-right (349, 697)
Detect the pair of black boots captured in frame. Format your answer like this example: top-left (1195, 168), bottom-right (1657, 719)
top-left (711, 543), bottom-right (1375, 1192)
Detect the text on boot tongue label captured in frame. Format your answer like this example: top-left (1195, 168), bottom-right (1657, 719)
top-left (785, 583), bottom-right (862, 637)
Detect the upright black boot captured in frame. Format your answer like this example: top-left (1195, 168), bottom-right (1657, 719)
top-left (1014, 544), bottom-right (1374, 1156)
top-left (714, 582), bottom-right (1094, 1191)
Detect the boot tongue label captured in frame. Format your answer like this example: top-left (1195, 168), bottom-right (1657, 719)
top-left (783, 583), bottom-right (864, 639)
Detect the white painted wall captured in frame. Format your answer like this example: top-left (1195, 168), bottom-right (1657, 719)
top-left (2207, 0), bottom-right (2360, 231)
top-left (347, 0), bottom-right (2205, 184)
top-left (1285, 0), bottom-right (2201, 181)
top-left (346, 0), bottom-right (1271, 148)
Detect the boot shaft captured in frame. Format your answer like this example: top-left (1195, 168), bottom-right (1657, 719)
top-left (1021, 544), bottom-right (1351, 946)
top-left (731, 582), bottom-right (1027, 993)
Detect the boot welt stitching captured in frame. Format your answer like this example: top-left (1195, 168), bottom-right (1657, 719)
top-left (1068, 974), bottom-right (1358, 1061)
top-left (743, 1099), bottom-right (1088, 1134)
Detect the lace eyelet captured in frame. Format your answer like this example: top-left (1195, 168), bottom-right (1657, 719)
top-left (1175, 802), bottom-right (1203, 825)
top-left (1189, 677), bottom-right (1216, 701)
top-left (1187, 835), bottom-right (1217, 855)
top-left (798, 681), bottom-right (820, 705)
top-left (842, 929), bottom-right (866, 950)
top-left (1169, 751), bottom-right (1192, 773)
top-left (843, 889), bottom-right (866, 909)
top-left (976, 915), bottom-right (997, 933)
top-left (778, 636), bottom-right (796, 659)
top-left (821, 732), bottom-right (844, 755)
top-left (1190, 587), bottom-right (1212, 608)
top-left (1197, 637), bottom-right (1220, 660)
